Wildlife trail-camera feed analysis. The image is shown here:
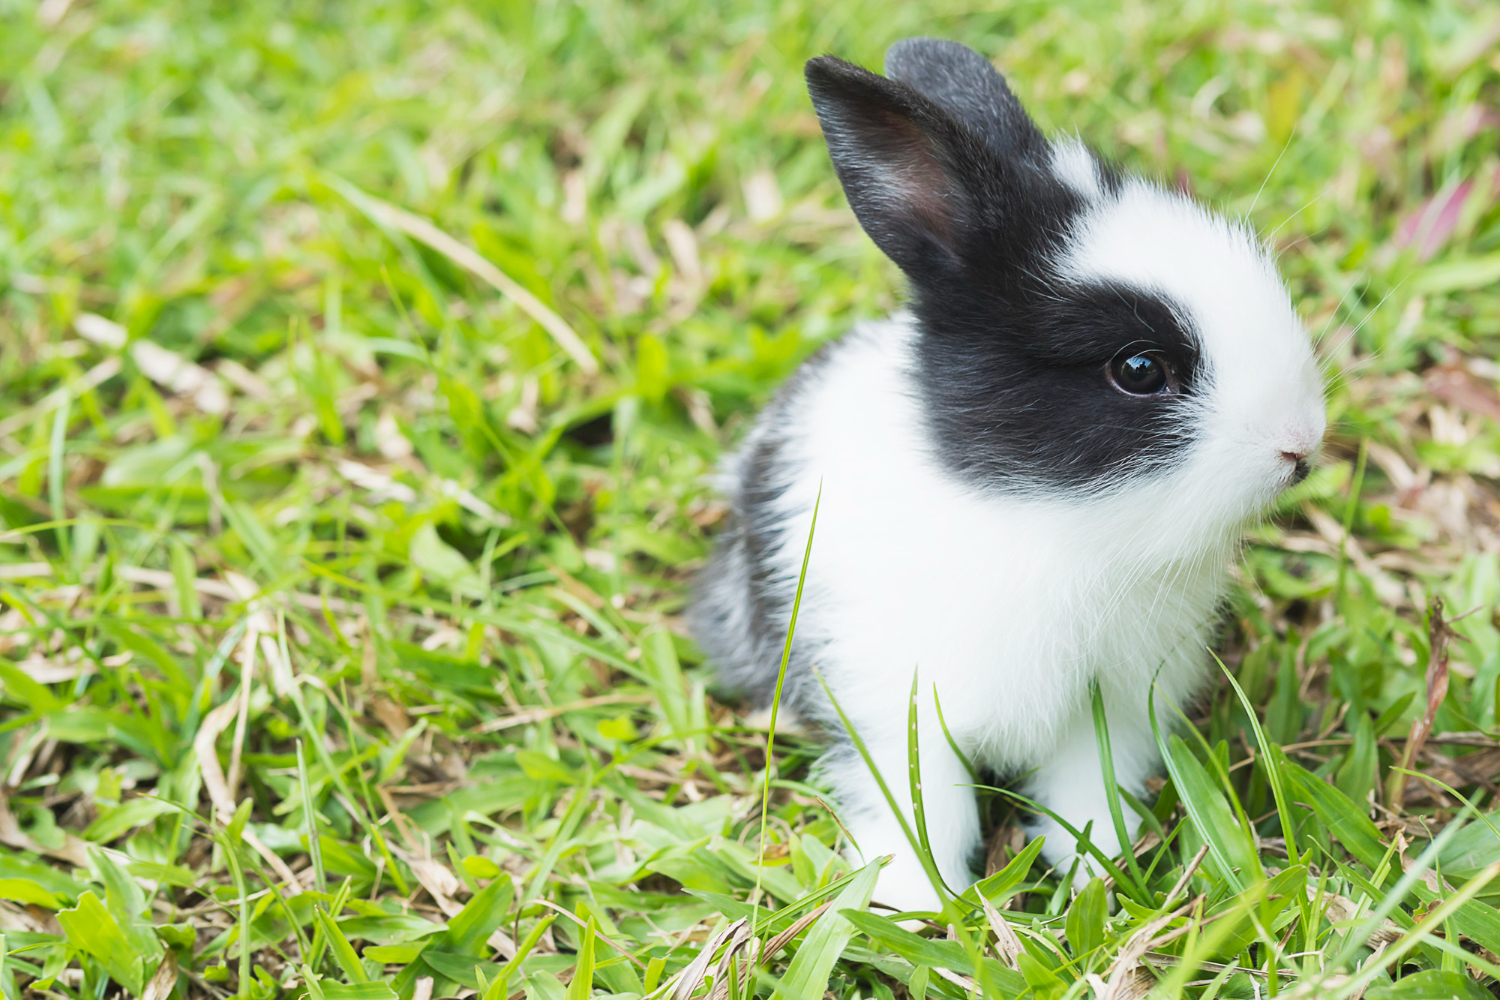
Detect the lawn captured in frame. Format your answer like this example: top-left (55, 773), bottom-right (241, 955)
top-left (2, 0), bottom-right (1500, 997)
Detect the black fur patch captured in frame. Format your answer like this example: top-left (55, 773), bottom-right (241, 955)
top-left (884, 38), bottom-right (1046, 163)
top-left (913, 280), bottom-right (1202, 492)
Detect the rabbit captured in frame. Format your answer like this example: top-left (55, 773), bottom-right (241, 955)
top-left (690, 37), bottom-right (1326, 915)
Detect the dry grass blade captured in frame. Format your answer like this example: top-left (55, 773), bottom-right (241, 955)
top-left (0, 356), bottom-right (121, 441)
top-left (760, 902), bottom-right (832, 963)
top-left (140, 951), bottom-right (178, 1000)
top-left (113, 565), bottom-right (361, 614)
top-left (931, 966), bottom-right (978, 992)
top-left (476, 693), bottom-right (653, 732)
top-left (980, 895), bottom-right (1022, 969)
top-left (75, 312), bottom-right (229, 413)
top-left (348, 188), bottom-right (598, 374)
top-left (1164, 845), bottom-right (1211, 907)
top-left (1390, 597), bottom-right (1462, 808)
top-left (705, 930), bottom-right (757, 1000)
top-left (1320, 892), bottom-right (1403, 947)
top-left (0, 790), bottom-right (89, 867)
top-left (400, 847), bottom-right (464, 917)
top-left (193, 694), bottom-right (302, 891)
top-left (193, 686), bottom-right (242, 824)
top-left (532, 899), bottom-right (642, 968)
top-left (668, 919), bottom-right (746, 1000)
top-left (1085, 967), bottom-right (1156, 1000)
top-left (1099, 897), bottom-right (1199, 997)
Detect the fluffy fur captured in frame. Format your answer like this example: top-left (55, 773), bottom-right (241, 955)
top-left (691, 38), bottom-right (1326, 913)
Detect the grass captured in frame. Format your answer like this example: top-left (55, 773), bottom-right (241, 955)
top-left (1, 0), bottom-right (1500, 996)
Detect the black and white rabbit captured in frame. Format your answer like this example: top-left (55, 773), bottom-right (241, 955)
top-left (691, 38), bottom-right (1326, 913)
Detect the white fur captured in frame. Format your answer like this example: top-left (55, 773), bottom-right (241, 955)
top-left (1051, 139), bottom-right (1102, 200)
top-left (718, 151), bottom-right (1325, 913)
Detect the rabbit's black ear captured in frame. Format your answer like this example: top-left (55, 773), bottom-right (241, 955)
top-left (883, 38), bottom-right (1045, 161)
top-left (805, 55), bottom-right (981, 278)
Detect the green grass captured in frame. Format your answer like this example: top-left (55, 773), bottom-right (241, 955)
top-left (2, 0), bottom-right (1500, 997)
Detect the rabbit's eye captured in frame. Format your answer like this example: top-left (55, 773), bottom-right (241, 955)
top-left (1109, 352), bottom-right (1171, 395)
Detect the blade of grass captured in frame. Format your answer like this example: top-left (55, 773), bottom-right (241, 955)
top-left (1333, 438), bottom-right (1368, 606)
top-left (496, 914), bottom-right (556, 986)
top-left (1326, 859), bottom-right (1500, 999)
top-left (1215, 655), bottom-right (1303, 867)
top-left (297, 739), bottom-right (327, 894)
top-left (771, 861), bottom-right (878, 1000)
top-left (1324, 802), bottom-right (1481, 977)
top-left (1150, 890), bottom-right (1263, 998)
top-left (905, 668), bottom-right (952, 899)
top-left (314, 905), bottom-right (368, 983)
top-left (1089, 680), bottom-right (1147, 898)
top-left (751, 484), bottom-right (819, 940)
top-left (1150, 681), bottom-right (1249, 893)
top-left (564, 918), bottom-right (595, 1000)
top-left (48, 398), bottom-right (70, 565)
top-left (281, 616), bottom-right (407, 897)
top-left (322, 173), bottom-right (597, 374)
top-left (983, 787), bottom-right (1133, 891)
top-left (958, 834), bottom-right (1045, 908)
top-left (1163, 689), bottom-right (1265, 875)
top-left (213, 821), bottom-right (253, 997)
top-left (811, 667), bottom-right (949, 914)
top-left (930, 686), bottom-right (978, 784)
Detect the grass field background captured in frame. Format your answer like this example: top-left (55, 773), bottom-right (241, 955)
top-left (3, 0), bottom-right (1500, 997)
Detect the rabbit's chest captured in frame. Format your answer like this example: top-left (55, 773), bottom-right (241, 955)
top-left (809, 496), bottom-right (1224, 751)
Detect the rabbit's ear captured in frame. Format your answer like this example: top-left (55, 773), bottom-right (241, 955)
top-left (883, 38), bottom-right (1045, 161)
top-left (805, 55), bottom-right (984, 278)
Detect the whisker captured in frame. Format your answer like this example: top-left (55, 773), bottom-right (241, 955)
top-left (1251, 124), bottom-right (1299, 225)
top-left (1323, 350), bottom-right (1388, 392)
top-left (1267, 190), bottom-right (1326, 245)
top-left (1315, 281), bottom-right (1360, 344)
top-left (1326, 279), bottom-right (1406, 357)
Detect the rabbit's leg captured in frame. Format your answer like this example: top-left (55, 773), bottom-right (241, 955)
top-left (834, 730), bottom-right (980, 914)
top-left (1023, 706), bottom-right (1155, 884)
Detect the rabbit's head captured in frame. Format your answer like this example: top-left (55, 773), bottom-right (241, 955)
top-left (807, 39), bottom-right (1325, 554)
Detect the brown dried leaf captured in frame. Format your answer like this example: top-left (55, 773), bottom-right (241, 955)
top-left (372, 696), bottom-right (411, 737)
top-left (1426, 364), bottom-right (1500, 424)
top-left (0, 784), bottom-right (90, 868)
top-left (761, 902), bottom-right (831, 963)
top-left (1320, 891), bottom-right (1403, 945)
top-left (141, 951), bottom-right (178, 1000)
top-left (669, 919), bottom-right (746, 1000)
top-left (1427, 746), bottom-right (1500, 786)
top-left (1087, 966), bottom-right (1155, 1000)
top-left (194, 691), bottom-right (303, 891)
top-left (984, 822), bottom-right (1026, 878)
top-left (0, 898), bottom-right (54, 934)
top-left (981, 895), bottom-right (1022, 969)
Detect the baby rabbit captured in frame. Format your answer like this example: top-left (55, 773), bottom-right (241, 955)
top-left (691, 38), bottom-right (1325, 913)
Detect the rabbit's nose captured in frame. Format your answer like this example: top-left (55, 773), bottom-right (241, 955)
top-left (1281, 452), bottom-right (1311, 485)
top-left (1275, 413), bottom-right (1325, 464)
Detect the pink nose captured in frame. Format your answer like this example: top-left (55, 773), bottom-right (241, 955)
top-left (1280, 449), bottom-right (1310, 463)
